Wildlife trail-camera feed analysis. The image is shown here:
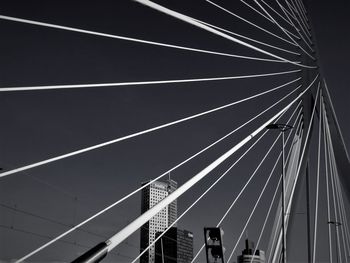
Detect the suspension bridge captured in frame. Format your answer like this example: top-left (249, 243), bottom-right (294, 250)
top-left (0, 0), bottom-right (349, 262)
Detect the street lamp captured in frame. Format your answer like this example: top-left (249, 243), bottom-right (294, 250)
top-left (266, 123), bottom-right (293, 263)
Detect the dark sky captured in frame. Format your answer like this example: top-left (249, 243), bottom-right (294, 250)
top-left (0, 0), bottom-right (349, 262)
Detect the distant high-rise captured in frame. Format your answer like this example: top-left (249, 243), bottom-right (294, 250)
top-left (237, 239), bottom-right (265, 263)
top-left (140, 179), bottom-right (178, 263)
top-left (154, 227), bottom-right (193, 263)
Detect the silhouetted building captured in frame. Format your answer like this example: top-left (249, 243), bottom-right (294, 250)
top-left (237, 239), bottom-right (265, 263)
top-left (140, 179), bottom-right (178, 263)
top-left (155, 227), bottom-right (193, 263)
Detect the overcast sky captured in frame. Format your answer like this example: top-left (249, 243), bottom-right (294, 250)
top-left (0, 0), bottom-right (349, 262)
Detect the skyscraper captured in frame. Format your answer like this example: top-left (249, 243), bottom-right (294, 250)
top-left (140, 179), bottom-right (177, 263)
top-left (237, 239), bottom-right (265, 263)
top-left (154, 227), bottom-right (193, 263)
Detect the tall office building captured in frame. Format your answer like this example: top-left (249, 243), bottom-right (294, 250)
top-left (140, 179), bottom-right (177, 263)
top-left (237, 239), bottom-right (265, 263)
top-left (154, 227), bottom-right (194, 263)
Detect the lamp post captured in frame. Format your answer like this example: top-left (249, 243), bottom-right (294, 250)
top-left (266, 123), bottom-right (293, 263)
top-left (327, 221), bottom-right (342, 263)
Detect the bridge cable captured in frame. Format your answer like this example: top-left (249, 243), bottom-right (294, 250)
top-left (192, 105), bottom-right (303, 262)
top-left (0, 77), bottom-right (301, 178)
top-left (325, 116), bottom-right (343, 263)
top-left (251, 0), bottom-right (315, 59)
top-left (322, 97), bottom-right (334, 263)
top-left (266, 112), bottom-right (303, 262)
top-left (259, 0), bottom-right (296, 28)
top-left (275, 0), bottom-right (314, 52)
top-left (133, 128), bottom-right (275, 263)
top-left (312, 89), bottom-right (322, 263)
top-left (251, 118), bottom-right (303, 263)
top-left (13, 81), bottom-right (304, 262)
top-left (130, 91), bottom-right (301, 263)
top-left (326, 118), bottom-right (349, 262)
top-left (0, 15), bottom-right (287, 64)
top-left (269, 81), bottom-right (320, 263)
top-left (134, 0), bottom-right (316, 68)
top-left (205, 0), bottom-right (296, 46)
top-left (194, 18), bottom-right (300, 56)
top-left (283, 0), bottom-right (313, 46)
top-left (100, 76), bottom-right (318, 256)
top-left (334, 168), bottom-right (350, 256)
top-left (0, 69), bottom-right (301, 92)
top-left (207, 0), bottom-right (314, 60)
top-left (226, 146), bottom-right (283, 262)
top-left (240, 0), bottom-right (300, 39)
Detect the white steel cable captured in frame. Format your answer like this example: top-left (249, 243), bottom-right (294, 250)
top-left (0, 69), bottom-right (301, 92)
top-left (194, 18), bottom-right (300, 56)
top-left (252, 0), bottom-right (316, 60)
top-left (241, 0), bottom-right (300, 40)
top-left (266, 121), bottom-right (303, 263)
top-left (0, 15), bottom-right (286, 64)
top-left (276, 0), bottom-right (314, 53)
top-left (250, 175), bottom-right (282, 263)
top-left (259, 0), bottom-right (295, 28)
top-left (323, 98), bottom-right (334, 263)
top-left (191, 104), bottom-right (302, 262)
top-left (271, 81), bottom-right (320, 263)
top-left (103, 76), bottom-right (317, 255)
top-left (289, 0), bottom-right (311, 36)
top-left (135, 0), bottom-right (316, 69)
top-left (240, 0), bottom-right (274, 23)
top-left (327, 123), bottom-right (349, 262)
top-left (13, 81), bottom-right (303, 262)
top-left (0, 77), bottom-right (301, 178)
top-left (284, 0), bottom-right (313, 45)
top-left (267, 99), bottom-right (302, 263)
top-left (240, 0), bottom-right (300, 40)
top-left (293, 0), bottom-right (311, 31)
top-left (325, 118), bottom-right (343, 263)
top-left (130, 92), bottom-right (299, 263)
top-left (205, 0), bottom-right (296, 47)
top-left (333, 165), bottom-right (349, 263)
top-left (296, 0), bottom-right (307, 15)
top-left (132, 128), bottom-right (272, 263)
top-left (312, 90), bottom-right (322, 263)
top-left (335, 170), bottom-right (350, 256)
top-left (226, 140), bottom-right (282, 263)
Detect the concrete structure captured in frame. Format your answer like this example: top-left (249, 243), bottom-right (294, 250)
top-left (154, 227), bottom-right (193, 263)
top-left (237, 239), bottom-right (265, 263)
top-left (140, 179), bottom-right (177, 263)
